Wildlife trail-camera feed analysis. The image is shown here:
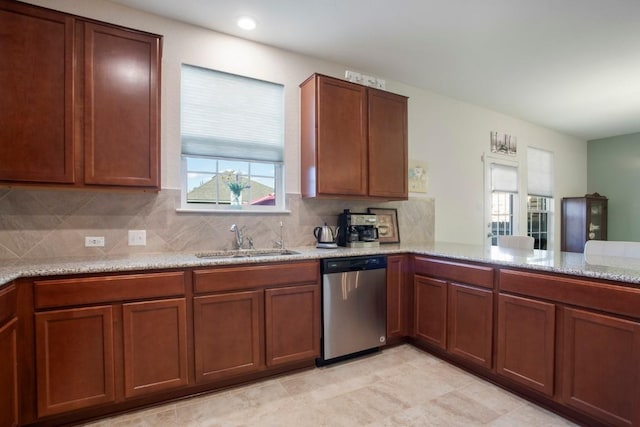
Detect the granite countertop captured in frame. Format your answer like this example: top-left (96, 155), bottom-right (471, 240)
top-left (2, 242), bottom-right (640, 288)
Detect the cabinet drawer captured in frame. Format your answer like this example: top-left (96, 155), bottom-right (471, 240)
top-left (414, 257), bottom-right (494, 289)
top-left (0, 284), bottom-right (17, 325)
top-left (35, 272), bottom-right (185, 309)
top-left (499, 269), bottom-right (640, 318)
top-left (193, 261), bottom-right (319, 294)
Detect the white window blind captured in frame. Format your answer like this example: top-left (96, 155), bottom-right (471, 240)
top-left (527, 147), bottom-right (553, 197)
top-left (180, 65), bottom-right (284, 162)
top-left (491, 163), bottom-right (518, 193)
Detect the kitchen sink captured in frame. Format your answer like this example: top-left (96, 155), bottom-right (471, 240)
top-left (195, 249), bottom-right (300, 259)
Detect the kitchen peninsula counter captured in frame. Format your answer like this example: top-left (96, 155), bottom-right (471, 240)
top-left (2, 242), bottom-right (640, 288)
top-left (4, 242), bottom-right (640, 427)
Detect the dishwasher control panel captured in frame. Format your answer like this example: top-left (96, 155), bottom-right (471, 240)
top-left (322, 255), bottom-right (387, 274)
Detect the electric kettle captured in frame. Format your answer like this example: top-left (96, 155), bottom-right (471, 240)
top-left (313, 223), bottom-right (338, 248)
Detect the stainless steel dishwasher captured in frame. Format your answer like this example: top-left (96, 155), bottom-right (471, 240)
top-left (319, 255), bottom-right (387, 365)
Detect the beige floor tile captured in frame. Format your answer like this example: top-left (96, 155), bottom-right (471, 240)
top-left (455, 376), bottom-right (528, 416)
top-left (78, 345), bottom-right (577, 427)
top-left (423, 390), bottom-right (503, 425)
top-left (487, 402), bottom-right (579, 427)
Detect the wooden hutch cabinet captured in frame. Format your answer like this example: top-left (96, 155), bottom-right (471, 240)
top-left (300, 73), bottom-right (408, 200)
top-left (561, 193), bottom-right (608, 253)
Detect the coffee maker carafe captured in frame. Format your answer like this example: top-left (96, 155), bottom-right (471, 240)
top-left (337, 209), bottom-right (380, 248)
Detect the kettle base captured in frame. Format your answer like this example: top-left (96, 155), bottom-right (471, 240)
top-left (316, 242), bottom-right (339, 249)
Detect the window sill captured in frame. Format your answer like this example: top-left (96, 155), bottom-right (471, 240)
top-left (176, 207), bottom-right (291, 214)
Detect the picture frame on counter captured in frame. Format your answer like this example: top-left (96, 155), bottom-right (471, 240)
top-left (368, 207), bottom-right (400, 243)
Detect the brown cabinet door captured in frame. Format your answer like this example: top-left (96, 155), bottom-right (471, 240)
top-left (447, 283), bottom-right (493, 369)
top-left (387, 255), bottom-right (409, 340)
top-left (496, 294), bottom-right (555, 396)
top-left (0, 4), bottom-right (75, 184)
top-left (122, 298), bottom-right (189, 398)
top-left (193, 291), bottom-right (264, 383)
top-left (35, 306), bottom-right (115, 417)
top-left (561, 307), bottom-right (640, 426)
top-left (83, 22), bottom-right (160, 188)
top-left (0, 318), bottom-right (18, 427)
top-left (368, 89), bottom-right (408, 199)
top-left (265, 284), bottom-right (320, 366)
top-left (315, 76), bottom-right (368, 196)
top-left (413, 276), bottom-right (447, 349)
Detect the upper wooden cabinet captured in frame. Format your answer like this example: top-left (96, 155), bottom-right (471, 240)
top-left (300, 74), bottom-right (408, 200)
top-left (83, 22), bottom-right (160, 187)
top-left (0, 2), bottom-right (75, 184)
top-left (0, 1), bottom-right (161, 190)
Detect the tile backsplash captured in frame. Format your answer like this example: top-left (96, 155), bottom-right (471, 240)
top-left (0, 188), bottom-right (434, 260)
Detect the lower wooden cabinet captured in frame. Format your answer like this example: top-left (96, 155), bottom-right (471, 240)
top-left (193, 290), bottom-right (264, 382)
top-left (413, 273), bottom-right (494, 369)
top-left (447, 283), bottom-right (493, 369)
top-left (413, 257), bottom-right (495, 368)
top-left (35, 306), bottom-right (116, 417)
top-left (35, 298), bottom-right (188, 416)
top-left (561, 307), bottom-right (640, 426)
top-left (122, 299), bottom-right (188, 398)
top-left (413, 275), bottom-right (447, 349)
top-left (386, 255), bottom-right (409, 340)
top-left (265, 284), bottom-right (320, 366)
top-left (192, 261), bottom-right (321, 384)
top-left (496, 293), bottom-right (555, 396)
top-left (0, 318), bottom-right (18, 427)
top-left (194, 283), bottom-right (321, 383)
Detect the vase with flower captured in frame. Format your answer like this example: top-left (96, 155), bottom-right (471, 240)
top-left (225, 172), bottom-right (250, 209)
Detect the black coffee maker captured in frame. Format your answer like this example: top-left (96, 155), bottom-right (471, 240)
top-left (336, 209), bottom-right (380, 248)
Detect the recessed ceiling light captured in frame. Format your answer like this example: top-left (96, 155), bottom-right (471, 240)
top-left (237, 16), bottom-right (257, 31)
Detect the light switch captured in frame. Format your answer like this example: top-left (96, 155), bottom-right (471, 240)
top-left (128, 230), bottom-right (146, 246)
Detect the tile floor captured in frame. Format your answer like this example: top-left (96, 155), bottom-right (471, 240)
top-left (82, 345), bottom-right (577, 427)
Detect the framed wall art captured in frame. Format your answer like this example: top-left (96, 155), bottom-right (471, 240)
top-left (368, 207), bottom-right (400, 243)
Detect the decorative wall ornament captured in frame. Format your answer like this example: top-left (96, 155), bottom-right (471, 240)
top-left (408, 159), bottom-right (428, 193)
top-left (491, 131), bottom-right (517, 156)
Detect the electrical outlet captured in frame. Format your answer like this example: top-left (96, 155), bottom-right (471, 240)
top-left (128, 230), bottom-right (146, 246)
top-left (85, 236), bottom-right (105, 247)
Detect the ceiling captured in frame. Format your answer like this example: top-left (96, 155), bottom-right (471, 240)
top-left (111, 0), bottom-right (640, 141)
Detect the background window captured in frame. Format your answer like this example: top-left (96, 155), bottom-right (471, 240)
top-left (180, 65), bottom-right (284, 210)
top-left (527, 147), bottom-right (554, 249)
top-left (489, 162), bottom-right (518, 246)
top-left (527, 196), bottom-right (550, 249)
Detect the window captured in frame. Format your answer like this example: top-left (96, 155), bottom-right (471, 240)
top-left (527, 196), bottom-right (550, 249)
top-left (491, 192), bottom-right (515, 245)
top-left (180, 65), bottom-right (284, 210)
top-left (527, 147), bottom-right (554, 249)
top-left (489, 161), bottom-right (519, 246)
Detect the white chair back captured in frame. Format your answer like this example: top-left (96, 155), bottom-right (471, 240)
top-left (497, 235), bottom-right (535, 250)
top-left (584, 240), bottom-right (640, 259)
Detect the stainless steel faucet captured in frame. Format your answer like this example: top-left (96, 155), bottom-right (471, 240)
top-left (230, 224), bottom-right (244, 249)
top-left (272, 221), bottom-right (285, 249)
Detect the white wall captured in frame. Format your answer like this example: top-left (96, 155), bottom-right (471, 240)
top-left (23, 0), bottom-right (588, 251)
